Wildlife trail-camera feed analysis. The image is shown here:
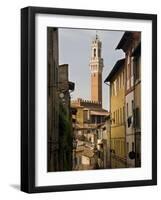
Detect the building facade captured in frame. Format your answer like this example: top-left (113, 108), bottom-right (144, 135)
top-left (116, 32), bottom-right (141, 167)
top-left (70, 100), bottom-right (110, 170)
top-left (47, 27), bottom-right (75, 172)
top-left (47, 27), bottom-right (59, 172)
top-left (58, 64), bottom-right (75, 171)
top-left (104, 59), bottom-right (126, 168)
top-left (97, 116), bottom-right (111, 168)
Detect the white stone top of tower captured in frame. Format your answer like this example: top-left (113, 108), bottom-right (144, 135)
top-left (92, 34), bottom-right (101, 46)
top-left (89, 34), bottom-right (104, 73)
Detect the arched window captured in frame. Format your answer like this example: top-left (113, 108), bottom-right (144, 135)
top-left (93, 48), bottom-right (96, 57)
top-left (98, 48), bottom-right (101, 57)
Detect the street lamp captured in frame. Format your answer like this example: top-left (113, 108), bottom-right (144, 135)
top-left (59, 92), bottom-right (64, 99)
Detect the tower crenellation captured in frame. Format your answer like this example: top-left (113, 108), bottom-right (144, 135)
top-left (71, 98), bottom-right (102, 109)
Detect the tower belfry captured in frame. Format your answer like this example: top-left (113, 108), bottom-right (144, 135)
top-left (89, 34), bottom-right (104, 106)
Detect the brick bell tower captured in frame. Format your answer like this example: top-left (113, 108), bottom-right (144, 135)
top-left (89, 34), bottom-right (104, 106)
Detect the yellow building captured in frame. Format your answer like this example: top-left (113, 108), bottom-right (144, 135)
top-left (104, 58), bottom-right (126, 168)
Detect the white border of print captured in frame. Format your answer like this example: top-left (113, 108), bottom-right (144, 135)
top-left (35, 14), bottom-right (152, 186)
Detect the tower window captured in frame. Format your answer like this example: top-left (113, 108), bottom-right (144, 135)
top-left (94, 48), bottom-right (96, 57)
top-left (98, 48), bottom-right (101, 57)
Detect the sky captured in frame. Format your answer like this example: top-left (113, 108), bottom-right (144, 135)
top-left (59, 28), bottom-right (125, 110)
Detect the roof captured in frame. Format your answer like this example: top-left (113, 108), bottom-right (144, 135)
top-left (116, 32), bottom-right (132, 49)
top-left (75, 123), bottom-right (97, 130)
top-left (90, 110), bottom-right (109, 116)
top-left (104, 58), bottom-right (125, 82)
top-left (83, 107), bottom-right (108, 112)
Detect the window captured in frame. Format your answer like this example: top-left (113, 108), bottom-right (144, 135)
top-left (91, 116), bottom-right (95, 124)
top-left (117, 110), bottom-right (119, 124)
top-left (127, 64), bottom-right (129, 80)
top-left (97, 116), bottom-right (101, 124)
top-left (94, 48), bottom-right (96, 57)
top-left (131, 57), bottom-right (134, 77)
top-left (132, 100), bottom-right (134, 113)
top-left (127, 142), bottom-right (129, 153)
top-left (134, 56), bottom-right (140, 81)
top-left (123, 106), bottom-right (125, 123)
top-left (118, 109), bottom-right (120, 124)
top-left (83, 110), bottom-right (88, 122)
top-left (98, 48), bottom-right (101, 57)
top-left (134, 107), bottom-right (140, 129)
top-left (127, 54), bottom-right (131, 81)
top-left (127, 103), bottom-right (129, 117)
top-left (120, 108), bottom-right (122, 124)
top-left (115, 111), bottom-right (117, 124)
top-left (113, 81), bottom-right (116, 96)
